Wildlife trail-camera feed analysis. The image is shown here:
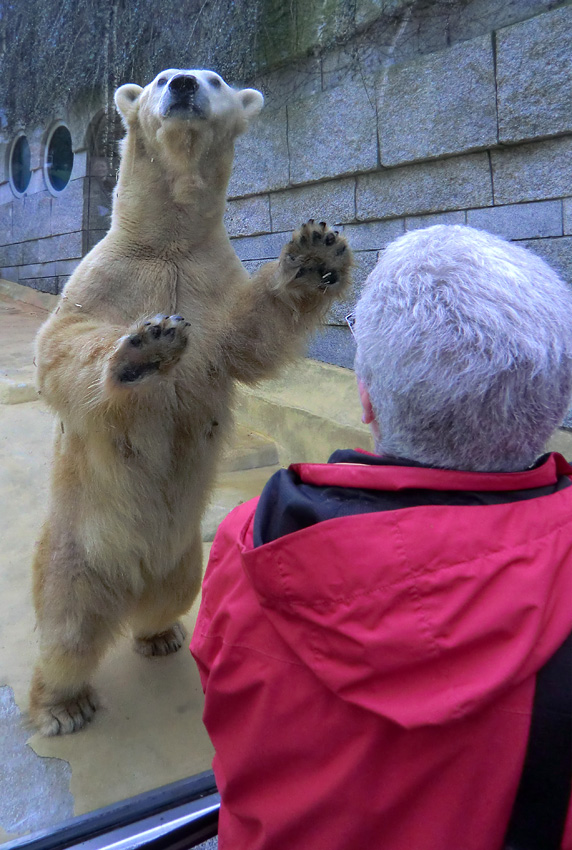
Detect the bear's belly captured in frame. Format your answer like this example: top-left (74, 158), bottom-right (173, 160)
top-left (55, 415), bottom-right (225, 589)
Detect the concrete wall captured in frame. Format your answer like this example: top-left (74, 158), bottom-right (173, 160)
top-left (1, 0), bottom-right (571, 371)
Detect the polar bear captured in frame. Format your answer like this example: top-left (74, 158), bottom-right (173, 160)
top-left (29, 69), bottom-right (352, 735)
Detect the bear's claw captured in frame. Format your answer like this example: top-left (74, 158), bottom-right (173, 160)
top-left (280, 220), bottom-right (352, 295)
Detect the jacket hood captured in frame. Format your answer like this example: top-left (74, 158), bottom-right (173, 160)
top-left (239, 453), bottom-right (572, 729)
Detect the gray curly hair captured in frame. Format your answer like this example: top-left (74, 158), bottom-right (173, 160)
top-left (354, 225), bottom-right (572, 472)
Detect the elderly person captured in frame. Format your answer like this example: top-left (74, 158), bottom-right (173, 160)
top-left (191, 225), bottom-right (572, 850)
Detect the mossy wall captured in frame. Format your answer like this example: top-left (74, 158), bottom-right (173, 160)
top-left (257, 0), bottom-right (415, 67)
top-left (0, 0), bottom-right (416, 133)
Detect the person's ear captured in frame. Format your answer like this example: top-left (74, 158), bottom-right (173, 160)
top-left (358, 380), bottom-right (376, 425)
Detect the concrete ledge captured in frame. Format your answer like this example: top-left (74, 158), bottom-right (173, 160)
top-left (0, 278), bottom-right (58, 312)
top-left (0, 370), bottom-right (38, 404)
top-left (235, 359), bottom-right (374, 464)
top-left (201, 465), bottom-right (281, 542)
top-left (222, 426), bottom-right (279, 472)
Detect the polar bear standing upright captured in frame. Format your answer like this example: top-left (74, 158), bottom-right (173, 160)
top-left (29, 69), bottom-right (352, 735)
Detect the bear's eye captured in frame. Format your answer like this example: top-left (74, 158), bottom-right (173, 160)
top-left (157, 77), bottom-right (168, 87)
top-left (208, 76), bottom-right (222, 89)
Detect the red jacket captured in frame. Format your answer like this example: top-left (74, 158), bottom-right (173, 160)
top-left (191, 452), bottom-right (572, 850)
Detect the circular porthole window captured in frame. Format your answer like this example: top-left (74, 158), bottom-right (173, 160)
top-left (45, 124), bottom-right (74, 193)
top-left (9, 134), bottom-right (31, 197)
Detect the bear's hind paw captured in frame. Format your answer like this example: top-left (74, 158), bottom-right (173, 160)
top-left (133, 622), bottom-right (187, 657)
top-left (30, 686), bottom-right (100, 736)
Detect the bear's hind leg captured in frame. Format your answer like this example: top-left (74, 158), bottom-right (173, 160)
top-left (131, 535), bottom-right (203, 657)
top-left (30, 527), bottom-right (121, 735)
top-left (30, 606), bottom-right (117, 736)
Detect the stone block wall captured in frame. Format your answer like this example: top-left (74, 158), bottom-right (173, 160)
top-left (224, 1), bottom-right (572, 368)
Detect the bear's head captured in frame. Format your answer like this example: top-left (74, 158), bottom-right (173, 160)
top-left (113, 69), bottom-right (263, 205)
top-left (115, 70), bottom-right (263, 182)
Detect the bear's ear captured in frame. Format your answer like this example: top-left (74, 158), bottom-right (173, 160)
top-left (238, 88), bottom-right (264, 121)
top-left (115, 84), bottom-right (143, 126)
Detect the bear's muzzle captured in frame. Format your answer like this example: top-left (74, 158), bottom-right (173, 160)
top-left (169, 74), bottom-right (199, 96)
top-left (163, 74), bottom-right (207, 119)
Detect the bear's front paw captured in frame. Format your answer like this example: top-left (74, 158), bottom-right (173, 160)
top-left (279, 220), bottom-right (352, 297)
top-left (110, 314), bottom-right (190, 385)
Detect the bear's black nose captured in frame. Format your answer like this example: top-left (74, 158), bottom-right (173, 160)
top-left (169, 74), bottom-right (198, 95)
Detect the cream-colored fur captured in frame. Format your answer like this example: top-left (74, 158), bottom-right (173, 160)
top-left (29, 68), bottom-right (352, 735)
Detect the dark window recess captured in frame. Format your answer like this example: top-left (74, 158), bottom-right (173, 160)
top-left (11, 135), bottom-right (31, 194)
top-left (85, 109), bottom-right (124, 252)
top-left (46, 126), bottom-right (74, 192)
